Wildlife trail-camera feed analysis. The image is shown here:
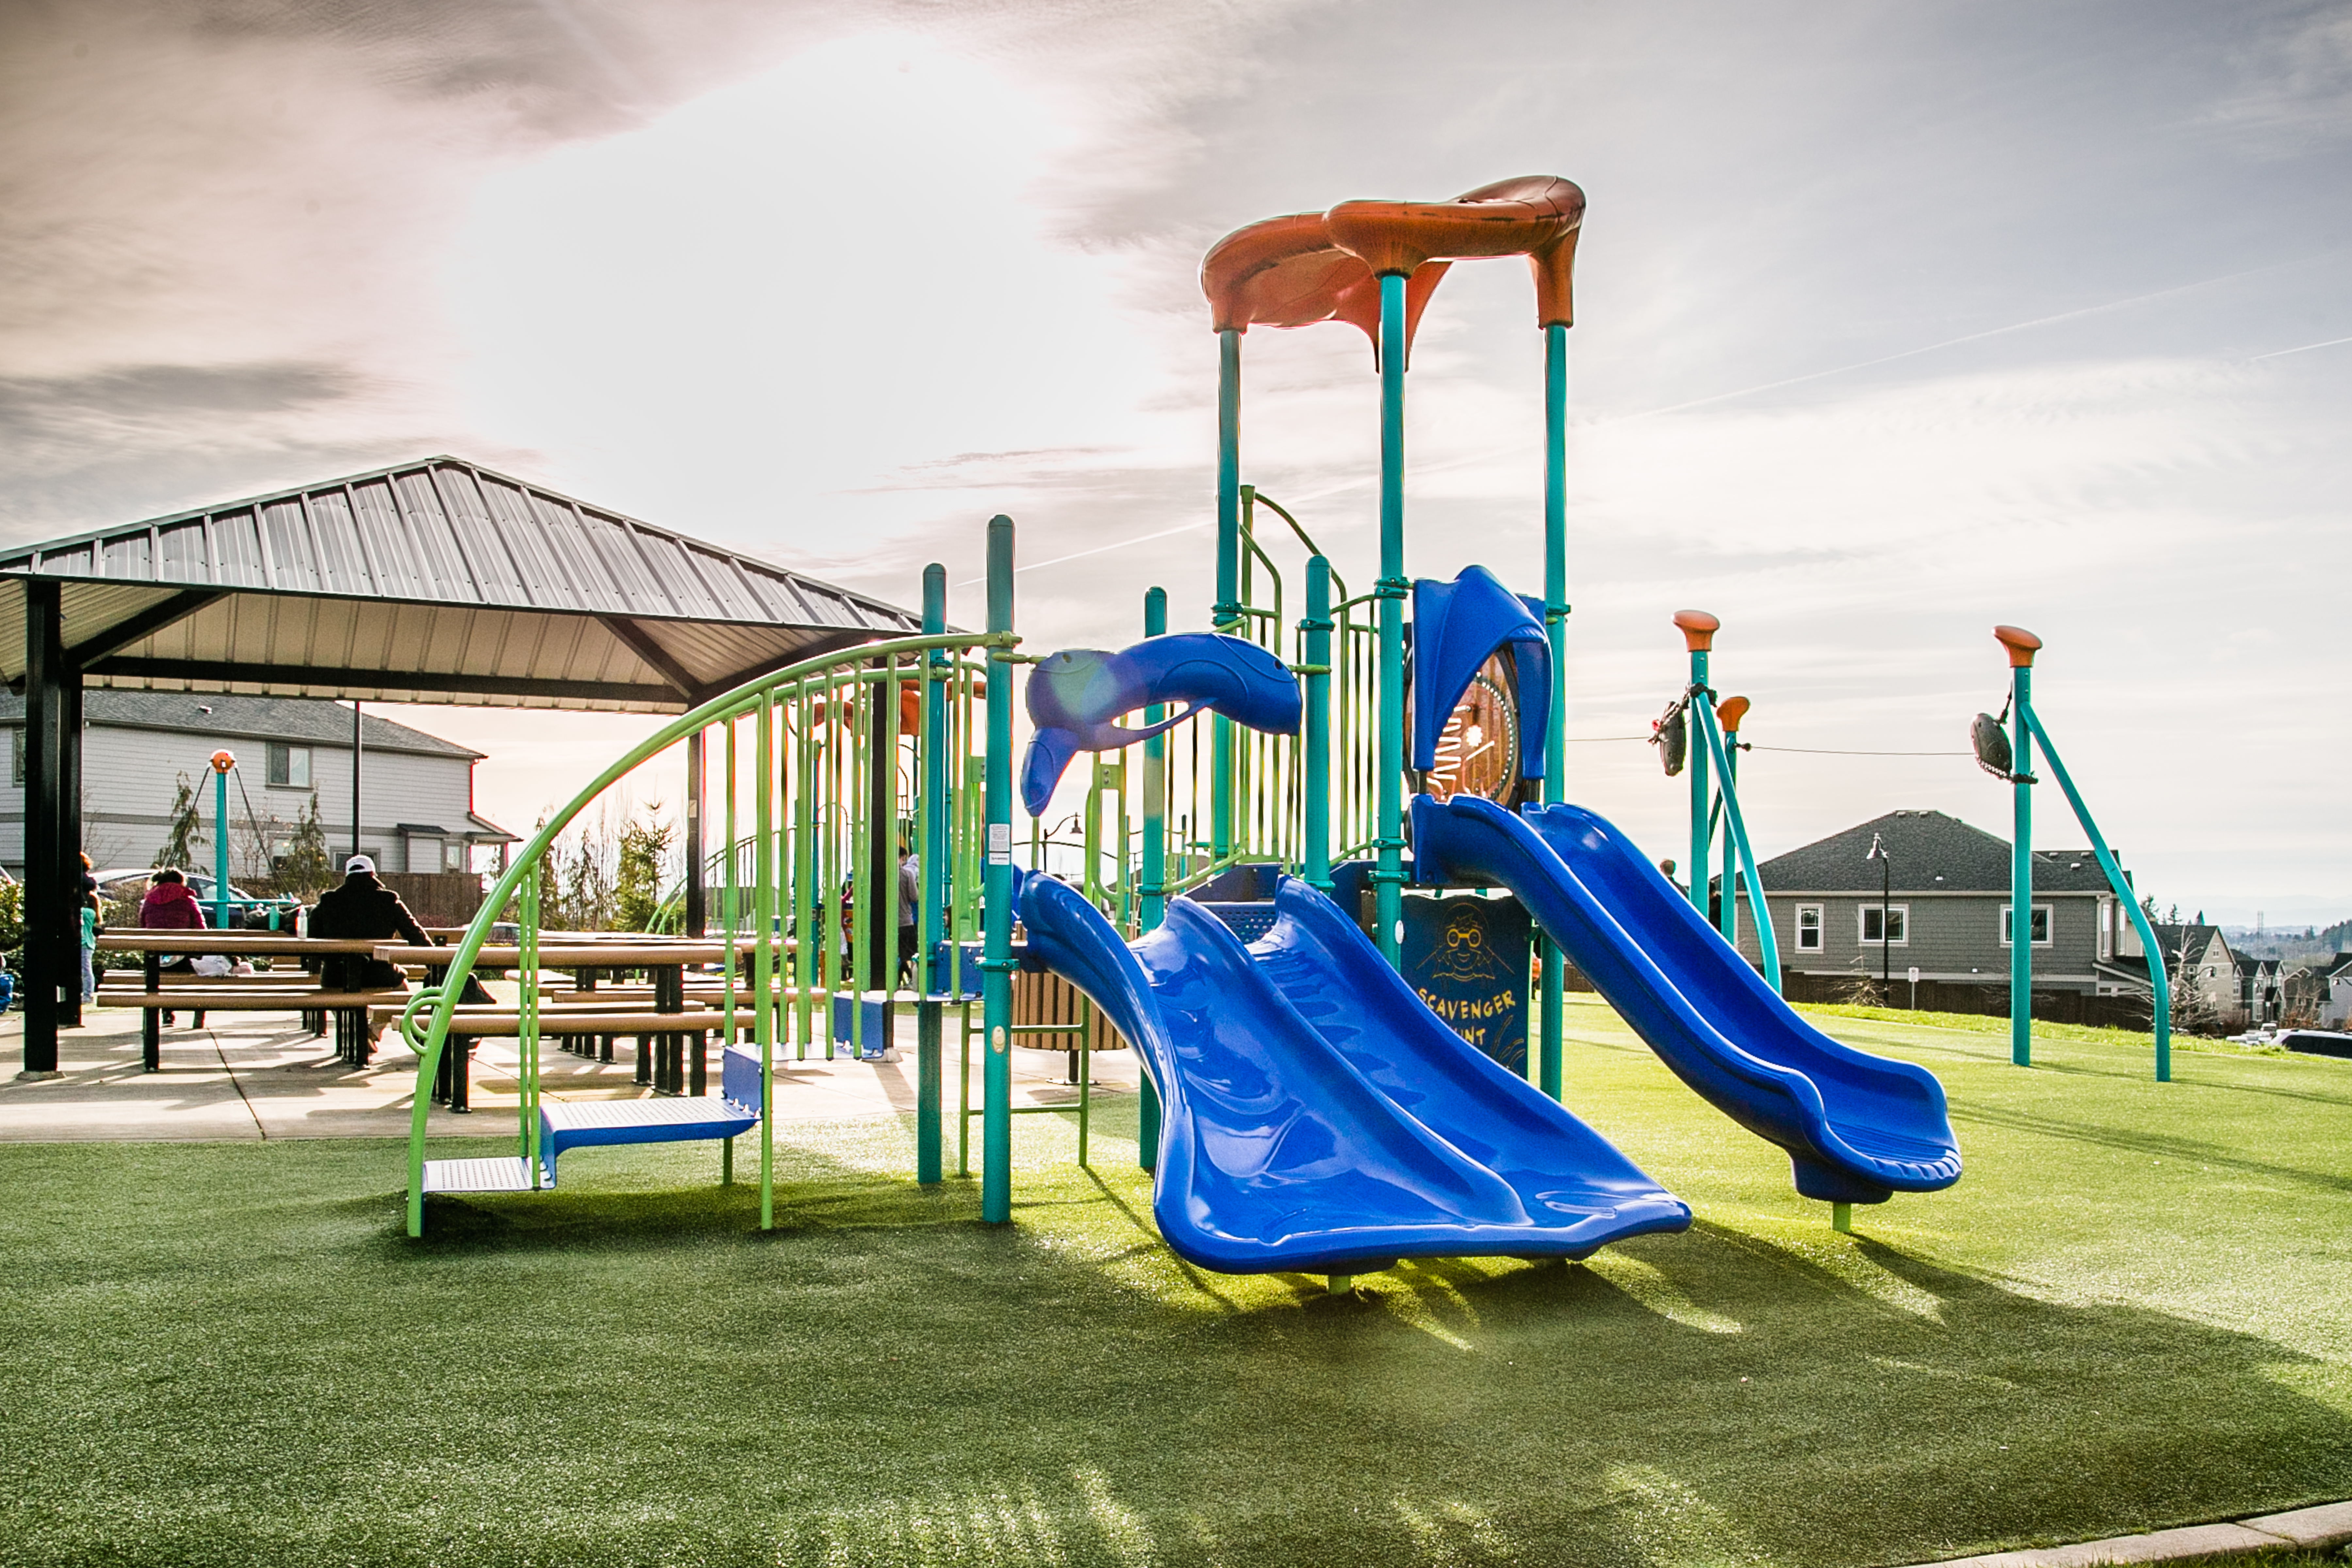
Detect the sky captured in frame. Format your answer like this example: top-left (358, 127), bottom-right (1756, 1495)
top-left (4, 0), bottom-right (2349, 923)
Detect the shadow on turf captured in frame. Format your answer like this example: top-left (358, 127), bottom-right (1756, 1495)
top-left (1948, 1103), bottom-right (2352, 1195)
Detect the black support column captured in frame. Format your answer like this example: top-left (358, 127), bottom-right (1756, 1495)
top-left (58, 668), bottom-right (83, 1029)
top-left (21, 580), bottom-right (67, 1077)
top-left (683, 729), bottom-right (705, 938)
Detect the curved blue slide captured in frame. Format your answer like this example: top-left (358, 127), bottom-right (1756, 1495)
top-left (1019, 873), bottom-right (1690, 1276)
top-left (1414, 794), bottom-right (1962, 1204)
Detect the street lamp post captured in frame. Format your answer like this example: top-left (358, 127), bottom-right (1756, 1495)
top-left (1867, 831), bottom-right (1891, 999)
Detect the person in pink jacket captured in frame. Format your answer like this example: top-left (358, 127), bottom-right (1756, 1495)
top-left (137, 868), bottom-right (207, 1028)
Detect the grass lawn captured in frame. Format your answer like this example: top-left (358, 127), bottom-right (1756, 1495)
top-left (2, 998), bottom-right (2348, 1567)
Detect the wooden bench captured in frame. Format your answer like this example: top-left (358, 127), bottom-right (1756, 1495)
top-left (96, 933), bottom-right (397, 1070)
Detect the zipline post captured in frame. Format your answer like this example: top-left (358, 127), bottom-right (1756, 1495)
top-left (1374, 271), bottom-right (1409, 964)
top-left (917, 563), bottom-right (948, 1184)
top-left (1539, 318), bottom-right (1569, 1101)
top-left (981, 516), bottom-right (1017, 1223)
top-left (2000, 625), bottom-right (2039, 1067)
top-left (1675, 612), bottom-right (1720, 915)
top-left (210, 750), bottom-right (233, 928)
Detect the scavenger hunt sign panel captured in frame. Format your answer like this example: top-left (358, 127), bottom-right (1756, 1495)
top-left (1399, 892), bottom-right (1531, 1074)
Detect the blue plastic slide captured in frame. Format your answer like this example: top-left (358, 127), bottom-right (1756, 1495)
top-left (1414, 795), bottom-right (1962, 1204)
top-left (1019, 872), bottom-right (1689, 1275)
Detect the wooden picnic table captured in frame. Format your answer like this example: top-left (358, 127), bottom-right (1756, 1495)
top-left (101, 932), bottom-right (386, 955)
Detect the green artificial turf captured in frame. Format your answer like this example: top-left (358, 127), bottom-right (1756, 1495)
top-left (2, 998), bottom-right (2349, 1567)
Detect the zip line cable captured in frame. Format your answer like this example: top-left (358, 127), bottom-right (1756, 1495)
top-left (1564, 735), bottom-right (1968, 756)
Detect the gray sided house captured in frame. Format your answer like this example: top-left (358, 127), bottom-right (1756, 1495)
top-left (1726, 809), bottom-right (2129, 997)
top-left (0, 691), bottom-right (512, 878)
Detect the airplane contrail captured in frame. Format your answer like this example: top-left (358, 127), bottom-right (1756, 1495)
top-left (2252, 333), bottom-right (2352, 362)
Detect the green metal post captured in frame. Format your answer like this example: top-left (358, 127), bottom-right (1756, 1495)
top-left (1375, 272), bottom-right (1408, 965)
top-left (2011, 662), bottom-right (2034, 1067)
top-left (1302, 557), bottom-right (1333, 892)
top-left (1214, 329), bottom-right (1240, 866)
top-left (1137, 585), bottom-right (1166, 1170)
top-left (213, 763), bottom-right (231, 927)
top-left (1539, 320), bottom-right (1569, 1101)
top-left (918, 563), bottom-right (948, 1183)
top-left (2017, 695), bottom-right (2172, 1082)
top-left (755, 694), bottom-right (776, 1229)
top-left (981, 516), bottom-right (1016, 1223)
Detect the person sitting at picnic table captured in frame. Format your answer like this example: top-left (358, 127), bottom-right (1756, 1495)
top-left (137, 867), bottom-right (206, 1027)
top-left (305, 855), bottom-right (431, 1056)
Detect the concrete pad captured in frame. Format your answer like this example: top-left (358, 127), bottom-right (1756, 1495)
top-left (2241, 1499), bottom-right (2352, 1547)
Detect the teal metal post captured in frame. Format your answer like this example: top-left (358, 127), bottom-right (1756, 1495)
top-left (1694, 701), bottom-right (1782, 993)
top-left (1718, 699), bottom-right (1747, 947)
top-left (1539, 321), bottom-right (1569, 1100)
top-left (1213, 329), bottom-right (1241, 865)
top-left (2016, 696), bottom-right (2171, 1080)
top-left (212, 759), bottom-right (231, 927)
top-left (981, 516), bottom-right (1017, 1223)
top-left (1302, 556), bottom-right (1333, 892)
top-left (916, 563), bottom-right (948, 1184)
top-left (1676, 613), bottom-right (1718, 913)
top-left (1374, 272), bottom-right (1409, 964)
top-left (2008, 636), bottom-right (2036, 1067)
top-left (1137, 585), bottom-right (1167, 1170)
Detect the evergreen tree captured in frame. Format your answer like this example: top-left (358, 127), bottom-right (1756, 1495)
top-left (155, 772), bottom-right (203, 872)
top-left (278, 793), bottom-right (332, 896)
top-left (614, 806), bottom-right (673, 933)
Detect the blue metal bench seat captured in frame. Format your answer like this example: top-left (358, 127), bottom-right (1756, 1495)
top-left (420, 1047), bottom-right (764, 1193)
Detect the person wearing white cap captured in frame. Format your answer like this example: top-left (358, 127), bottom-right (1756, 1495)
top-left (305, 855), bottom-right (430, 1059)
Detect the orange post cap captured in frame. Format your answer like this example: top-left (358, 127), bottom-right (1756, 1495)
top-left (209, 749), bottom-right (236, 773)
top-left (1716, 695), bottom-right (1750, 733)
top-left (1673, 610), bottom-right (1720, 652)
top-left (1993, 625), bottom-right (2043, 668)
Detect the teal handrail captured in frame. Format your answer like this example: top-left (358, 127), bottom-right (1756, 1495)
top-left (1693, 699), bottom-right (1782, 992)
top-left (2018, 697), bottom-right (2172, 1081)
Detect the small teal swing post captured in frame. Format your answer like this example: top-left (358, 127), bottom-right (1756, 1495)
top-left (210, 752), bottom-right (234, 928)
top-left (2004, 628), bottom-right (2036, 1068)
top-left (1691, 695), bottom-right (1781, 994)
top-left (1995, 625), bottom-right (2172, 1082)
top-left (1674, 612), bottom-right (1720, 913)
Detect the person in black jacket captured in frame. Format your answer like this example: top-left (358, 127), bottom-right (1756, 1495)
top-left (306, 856), bottom-right (430, 1053)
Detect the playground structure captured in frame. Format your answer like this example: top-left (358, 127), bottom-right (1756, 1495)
top-left (398, 173), bottom-right (2151, 1271)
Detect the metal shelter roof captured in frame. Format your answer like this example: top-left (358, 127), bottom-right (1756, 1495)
top-left (0, 457), bottom-right (921, 712)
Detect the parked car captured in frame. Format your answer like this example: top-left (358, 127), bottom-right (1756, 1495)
top-left (91, 868), bottom-right (303, 930)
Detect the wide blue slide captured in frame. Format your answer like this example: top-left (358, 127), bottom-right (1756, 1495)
top-left (1019, 873), bottom-right (1690, 1276)
top-left (1414, 794), bottom-right (1963, 1204)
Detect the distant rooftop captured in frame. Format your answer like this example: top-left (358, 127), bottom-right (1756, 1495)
top-left (0, 691), bottom-right (478, 759)
top-left (1752, 809), bottom-right (2120, 894)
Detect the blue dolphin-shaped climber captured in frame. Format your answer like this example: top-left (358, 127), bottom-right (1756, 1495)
top-left (1021, 634), bottom-right (1301, 816)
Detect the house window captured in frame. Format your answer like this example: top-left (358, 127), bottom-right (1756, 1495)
top-left (1795, 904), bottom-right (1823, 951)
top-left (267, 743), bottom-right (312, 788)
top-left (2098, 899), bottom-right (2113, 960)
top-left (1859, 905), bottom-right (1909, 945)
top-left (1999, 904), bottom-right (2053, 946)
top-left (9, 727), bottom-right (20, 788)
top-left (445, 841), bottom-right (468, 872)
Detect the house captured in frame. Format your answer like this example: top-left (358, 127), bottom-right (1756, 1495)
top-left (2281, 953), bottom-right (2352, 1026)
top-left (0, 691), bottom-right (513, 878)
top-left (2099, 924), bottom-right (2262, 1032)
top-left (1725, 808), bottom-right (2127, 999)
